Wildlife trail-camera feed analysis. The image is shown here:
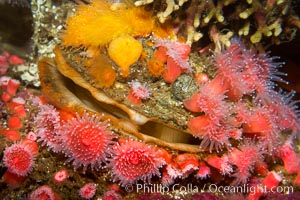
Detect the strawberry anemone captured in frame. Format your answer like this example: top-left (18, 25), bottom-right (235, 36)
top-left (79, 183), bottom-right (97, 200)
top-left (184, 83), bottom-right (235, 152)
top-left (206, 154), bottom-right (233, 175)
top-left (276, 140), bottom-right (300, 174)
top-left (154, 38), bottom-right (191, 83)
top-left (29, 185), bottom-right (61, 200)
top-left (34, 104), bottom-right (62, 152)
top-left (228, 140), bottom-right (265, 185)
top-left (127, 80), bottom-right (151, 105)
top-left (236, 102), bottom-right (281, 152)
top-left (3, 143), bottom-right (35, 177)
top-left (58, 112), bottom-right (115, 171)
top-left (188, 115), bottom-right (233, 152)
top-left (109, 140), bottom-right (165, 186)
top-left (184, 38), bottom-right (298, 153)
top-left (212, 39), bottom-right (286, 102)
top-left (265, 91), bottom-right (300, 134)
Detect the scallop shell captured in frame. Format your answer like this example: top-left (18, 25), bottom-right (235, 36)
top-left (38, 46), bottom-right (201, 153)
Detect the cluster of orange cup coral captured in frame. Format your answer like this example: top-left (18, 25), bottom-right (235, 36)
top-left (62, 0), bottom-right (154, 47)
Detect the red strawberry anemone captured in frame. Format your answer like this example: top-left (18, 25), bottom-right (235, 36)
top-left (109, 140), bottom-right (165, 186)
top-left (59, 112), bottom-right (115, 171)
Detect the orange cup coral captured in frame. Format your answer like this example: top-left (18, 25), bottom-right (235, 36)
top-left (108, 35), bottom-right (143, 77)
top-left (62, 0), bottom-right (154, 47)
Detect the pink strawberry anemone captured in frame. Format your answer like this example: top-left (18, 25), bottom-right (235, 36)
top-left (184, 38), bottom-right (300, 154)
top-left (29, 185), bottom-right (60, 200)
top-left (109, 140), bottom-right (165, 186)
top-left (79, 183), bottom-right (97, 199)
top-left (3, 143), bottom-right (35, 177)
top-left (34, 104), bottom-right (62, 152)
top-left (58, 112), bottom-right (115, 171)
top-left (229, 140), bottom-right (265, 185)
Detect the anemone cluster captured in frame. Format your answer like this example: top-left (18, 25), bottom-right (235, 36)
top-left (1, 0), bottom-right (300, 199)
